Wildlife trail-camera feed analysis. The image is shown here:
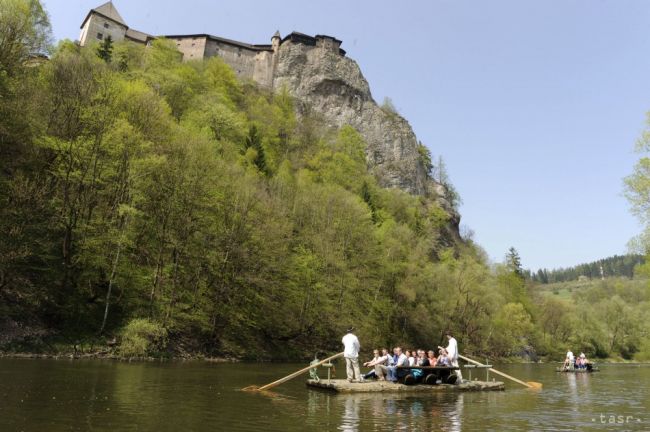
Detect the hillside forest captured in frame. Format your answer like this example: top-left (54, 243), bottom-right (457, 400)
top-left (1, 0), bottom-right (650, 362)
top-left (526, 255), bottom-right (644, 284)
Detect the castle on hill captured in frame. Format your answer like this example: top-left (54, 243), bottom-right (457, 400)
top-left (79, 2), bottom-right (439, 198)
top-left (80, 1), bottom-right (346, 88)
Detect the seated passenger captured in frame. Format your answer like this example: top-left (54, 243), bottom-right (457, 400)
top-left (362, 349), bottom-right (380, 379)
top-left (578, 352), bottom-right (587, 369)
top-left (406, 350), bottom-right (416, 367)
top-left (363, 349), bottom-right (380, 368)
top-left (386, 347), bottom-right (408, 382)
top-left (437, 348), bottom-right (451, 366)
top-left (427, 350), bottom-right (438, 367)
top-left (368, 348), bottom-right (391, 381)
top-left (391, 347), bottom-right (399, 365)
top-left (417, 350), bottom-right (430, 367)
top-left (387, 348), bottom-right (396, 366)
top-left (409, 350), bottom-right (429, 381)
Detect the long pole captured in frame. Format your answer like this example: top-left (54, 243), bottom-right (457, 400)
top-left (248, 352), bottom-right (345, 392)
top-left (459, 354), bottom-right (542, 389)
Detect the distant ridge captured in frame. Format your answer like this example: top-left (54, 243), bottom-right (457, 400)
top-left (526, 254), bottom-right (644, 283)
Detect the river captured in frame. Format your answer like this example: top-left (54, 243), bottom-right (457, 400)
top-left (0, 359), bottom-right (648, 431)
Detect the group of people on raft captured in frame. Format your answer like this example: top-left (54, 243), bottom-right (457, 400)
top-left (341, 328), bottom-right (463, 384)
top-left (562, 350), bottom-right (590, 370)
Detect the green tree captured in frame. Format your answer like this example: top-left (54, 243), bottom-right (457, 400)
top-left (417, 142), bottom-right (433, 177)
top-left (490, 302), bottom-right (535, 357)
top-left (244, 124), bottom-right (268, 174)
top-left (0, 0), bottom-right (51, 77)
top-left (506, 247), bottom-right (523, 277)
top-left (0, 0), bottom-right (51, 147)
top-left (96, 35), bottom-right (113, 63)
top-left (625, 115), bottom-right (650, 256)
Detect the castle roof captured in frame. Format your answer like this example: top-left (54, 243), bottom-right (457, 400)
top-left (163, 34), bottom-right (274, 52)
top-left (281, 32), bottom-right (345, 55)
top-left (281, 32), bottom-right (342, 45)
top-left (125, 28), bottom-right (152, 43)
top-left (81, 1), bottom-right (127, 29)
top-left (315, 34), bottom-right (343, 44)
top-left (79, 4), bottom-right (344, 55)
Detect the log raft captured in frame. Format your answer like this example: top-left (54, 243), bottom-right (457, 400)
top-left (306, 379), bottom-right (505, 393)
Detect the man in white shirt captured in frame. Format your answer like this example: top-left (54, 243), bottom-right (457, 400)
top-left (439, 331), bottom-right (463, 383)
top-left (564, 350), bottom-right (575, 370)
top-left (342, 327), bottom-right (361, 382)
top-left (386, 347), bottom-right (408, 382)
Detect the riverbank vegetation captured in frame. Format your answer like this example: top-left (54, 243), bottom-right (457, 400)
top-left (2, 0), bottom-right (650, 363)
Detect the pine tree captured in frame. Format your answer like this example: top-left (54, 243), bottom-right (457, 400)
top-left (245, 125), bottom-right (268, 174)
top-left (506, 247), bottom-right (523, 278)
top-left (97, 35), bottom-right (113, 63)
top-left (361, 181), bottom-right (377, 223)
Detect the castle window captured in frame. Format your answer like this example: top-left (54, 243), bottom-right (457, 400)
top-left (103, 22), bottom-right (109, 29)
top-left (97, 32), bottom-right (103, 40)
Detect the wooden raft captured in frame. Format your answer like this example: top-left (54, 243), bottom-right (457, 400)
top-left (306, 379), bottom-right (505, 393)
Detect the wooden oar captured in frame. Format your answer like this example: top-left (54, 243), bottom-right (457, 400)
top-left (459, 354), bottom-right (542, 389)
top-left (243, 352), bottom-right (344, 392)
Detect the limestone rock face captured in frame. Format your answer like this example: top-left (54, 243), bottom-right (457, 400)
top-left (272, 41), bottom-right (461, 238)
top-left (273, 41), bottom-right (429, 195)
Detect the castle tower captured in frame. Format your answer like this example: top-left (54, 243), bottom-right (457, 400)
top-left (271, 30), bottom-right (281, 52)
top-left (315, 35), bottom-right (342, 54)
top-left (79, 1), bottom-right (127, 46)
top-left (79, 2), bottom-right (151, 47)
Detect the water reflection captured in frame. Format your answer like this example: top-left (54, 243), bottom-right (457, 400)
top-left (2, 361), bottom-right (650, 431)
top-left (339, 396), bottom-right (360, 431)
top-left (562, 370), bottom-right (592, 413)
top-left (566, 372), bottom-right (578, 409)
top-left (329, 392), bottom-right (464, 432)
top-left (447, 394), bottom-right (463, 432)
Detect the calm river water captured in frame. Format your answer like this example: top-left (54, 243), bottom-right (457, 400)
top-left (1, 359), bottom-right (649, 431)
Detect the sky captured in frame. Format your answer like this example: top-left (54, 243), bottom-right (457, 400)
top-left (42, 0), bottom-right (648, 270)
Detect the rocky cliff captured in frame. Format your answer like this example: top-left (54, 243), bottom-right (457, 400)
top-left (273, 41), bottom-right (429, 195)
top-left (272, 41), bottom-right (460, 233)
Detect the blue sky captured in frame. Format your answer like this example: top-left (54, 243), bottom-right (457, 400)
top-left (43, 0), bottom-right (647, 270)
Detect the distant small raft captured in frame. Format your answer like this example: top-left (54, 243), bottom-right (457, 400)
top-left (556, 368), bottom-right (599, 373)
top-left (306, 379), bottom-right (505, 393)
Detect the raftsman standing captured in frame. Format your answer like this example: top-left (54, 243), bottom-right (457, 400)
top-left (440, 330), bottom-right (463, 383)
top-left (342, 327), bottom-right (362, 382)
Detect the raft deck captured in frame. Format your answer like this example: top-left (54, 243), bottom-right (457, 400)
top-left (306, 379), bottom-right (505, 393)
